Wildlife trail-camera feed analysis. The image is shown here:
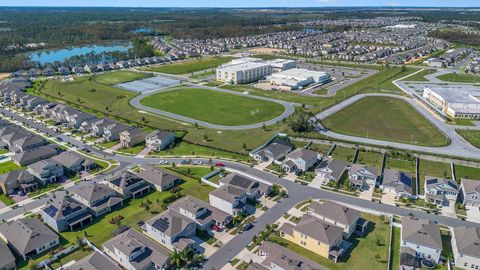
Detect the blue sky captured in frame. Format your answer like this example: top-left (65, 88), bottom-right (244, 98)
top-left (1, 0), bottom-right (478, 7)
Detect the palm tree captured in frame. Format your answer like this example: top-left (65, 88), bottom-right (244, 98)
top-left (169, 250), bottom-right (182, 268)
top-left (180, 248), bottom-right (193, 266)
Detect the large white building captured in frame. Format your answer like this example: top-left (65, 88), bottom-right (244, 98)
top-left (216, 57), bottom-right (296, 84)
top-left (423, 86), bottom-right (480, 119)
top-left (261, 68), bottom-right (330, 90)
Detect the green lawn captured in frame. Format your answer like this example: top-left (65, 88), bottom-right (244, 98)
top-left (168, 166), bottom-right (213, 180)
top-left (437, 73), bottom-right (480, 83)
top-left (116, 143), bottom-right (146, 155)
top-left (402, 69), bottom-right (436, 82)
top-left (20, 170), bottom-right (214, 269)
top-left (146, 57), bottom-right (233, 74)
top-left (457, 130), bottom-right (480, 149)
top-left (454, 164), bottom-right (480, 180)
top-left (149, 141), bottom-right (250, 161)
top-left (0, 149), bottom-right (9, 154)
top-left (270, 214), bottom-right (390, 270)
top-left (93, 71), bottom-right (153, 85)
top-left (0, 161), bottom-right (21, 174)
top-left (391, 227), bottom-right (401, 270)
top-left (0, 193), bottom-right (15, 205)
top-left (322, 96), bottom-right (448, 147)
top-left (332, 146), bottom-right (355, 162)
top-left (139, 87), bottom-right (285, 126)
top-left (385, 158), bottom-right (415, 172)
top-left (418, 159), bottom-right (452, 194)
top-left (356, 150), bottom-right (383, 167)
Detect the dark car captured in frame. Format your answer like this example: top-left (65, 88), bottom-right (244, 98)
top-left (215, 162), bottom-right (225, 167)
top-left (242, 223), bottom-right (254, 232)
top-left (81, 147), bottom-right (91, 153)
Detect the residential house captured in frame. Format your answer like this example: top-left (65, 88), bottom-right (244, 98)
top-left (64, 251), bottom-right (121, 270)
top-left (348, 164), bottom-right (378, 189)
top-left (40, 196), bottom-right (92, 232)
top-left (65, 110), bottom-right (96, 129)
top-left (461, 179), bottom-right (480, 207)
top-left (254, 141), bottom-right (293, 163)
top-left (381, 169), bottom-right (414, 198)
top-left (0, 240), bottom-right (15, 270)
top-left (103, 122), bottom-right (130, 142)
top-left (144, 209), bottom-right (197, 251)
top-left (170, 195), bottom-right (232, 230)
top-left (51, 151), bottom-right (96, 173)
top-left (401, 217), bottom-right (443, 263)
top-left (278, 214), bottom-right (346, 262)
top-left (42, 68), bottom-right (55, 77)
top-left (103, 228), bottom-right (170, 270)
top-left (0, 170), bottom-right (37, 195)
top-left (256, 241), bottom-right (327, 270)
top-left (11, 145), bottom-right (59, 166)
top-left (136, 164), bottom-right (179, 191)
top-left (145, 130), bottom-right (176, 151)
top-left (70, 183), bottom-right (123, 217)
top-left (58, 67), bottom-right (70, 76)
top-left (119, 128), bottom-right (147, 148)
top-left (425, 177), bottom-right (459, 206)
top-left (452, 226), bottom-right (480, 270)
top-left (27, 159), bottom-right (64, 185)
top-left (282, 148), bottom-right (319, 172)
top-left (315, 158), bottom-right (348, 184)
top-left (307, 200), bottom-right (362, 239)
top-left (106, 171), bottom-right (151, 199)
top-left (0, 218), bottom-right (59, 260)
top-left (11, 135), bottom-right (47, 153)
top-left (91, 118), bottom-right (117, 137)
top-left (209, 173), bottom-right (271, 215)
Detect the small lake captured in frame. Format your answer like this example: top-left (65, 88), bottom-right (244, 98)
top-left (28, 43), bottom-right (132, 64)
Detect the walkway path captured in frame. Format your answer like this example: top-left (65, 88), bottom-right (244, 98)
top-left (129, 82), bottom-right (296, 130)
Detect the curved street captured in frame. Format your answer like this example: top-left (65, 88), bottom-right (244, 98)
top-left (129, 82), bottom-right (296, 130)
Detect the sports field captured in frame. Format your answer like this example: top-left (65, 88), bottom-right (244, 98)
top-left (139, 87), bottom-right (285, 126)
top-left (93, 70), bottom-right (153, 85)
top-left (146, 56), bottom-right (233, 74)
top-left (322, 96), bottom-right (448, 146)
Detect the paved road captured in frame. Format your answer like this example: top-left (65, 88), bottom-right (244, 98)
top-left (129, 82), bottom-right (296, 130)
top-left (3, 106), bottom-right (480, 270)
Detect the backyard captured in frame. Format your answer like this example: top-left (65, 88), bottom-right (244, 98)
top-left (139, 87), bottom-right (285, 126)
top-left (322, 96), bottom-right (449, 147)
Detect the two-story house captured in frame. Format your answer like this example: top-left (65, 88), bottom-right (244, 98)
top-left (381, 169), bottom-right (414, 199)
top-left (452, 226), bottom-right (480, 270)
top-left (145, 130), bottom-right (176, 151)
top-left (253, 141), bottom-right (293, 163)
top-left (119, 128), bottom-right (147, 148)
top-left (70, 183), bottom-right (123, 217)
top-left (315, 158), bottom-right (349, 185)
top-left (136, 164), bottom-right (179, 191)
top-left (40, 196), bottom-right (92, 232)
top-left (401, 217), bottom-right (443, 263)
top-left (461, 178), bottom-right (480, 207)
top-left (27, 159), bottom-right (64, 185)
top-left (424, 177), bottom-right (459, 207)
top-left (348, 164), bottom-right (378, 189)
top-left (106, 171), bottom-right (151, 199)
top-left (282, 148), bottom-right (319, 173)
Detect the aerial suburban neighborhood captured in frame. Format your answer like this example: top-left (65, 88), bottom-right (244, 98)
top-left (1, 3), bottom-right (480, 270)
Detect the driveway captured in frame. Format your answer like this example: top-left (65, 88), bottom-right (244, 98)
top-left (381, 192), bottom-right (396, 206)
top-left (359, 185), bottom-right (374, 201)
top-left (466, 206), bottom-right (480, 223)
top-left (441, 201), bottom-right (457, 218)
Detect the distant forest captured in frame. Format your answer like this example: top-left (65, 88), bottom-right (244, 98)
top-left (0, 7), bottom-right (479, 72)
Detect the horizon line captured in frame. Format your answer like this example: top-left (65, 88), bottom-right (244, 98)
top-left (1, 5), bottom-right (480, 8)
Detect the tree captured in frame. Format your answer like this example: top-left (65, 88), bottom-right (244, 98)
top-left (169, 250), bottom-right (183, 268)
top-left (203, 134), bottom-right (208, 141)
top-left (287, 108), bottom-right (314, 133)
top-left (242, 142), bottom-right (247, 150)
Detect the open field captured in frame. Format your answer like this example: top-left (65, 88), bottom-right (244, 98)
top-left (139, 87), bottom-right (285, 126)
top-left (93, 70), bottom-right (152, 85)
top-left (457, 130), bottom-right (480, 149)
top-left (322, 96), bottom-right (448, 147)
top-left (270, 214), bottom-right (390, 270)
top-left (437, 73), bottom-right (480, 83)
top-left (402, 69), bottom-right (436, 82)
top-left (146, 56), bottom-right (233, 74)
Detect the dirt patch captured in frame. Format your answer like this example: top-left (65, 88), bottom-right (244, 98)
top-left (0, 73), bottom-right (11, 80)
top-left (248, 47), bottom-right (287, 54)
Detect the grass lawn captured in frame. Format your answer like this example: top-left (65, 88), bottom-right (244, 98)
top-left (190, 70), bottom-right (215, 79)
top-left (270, 214), bottom-right (390, 270)
top-left (457, 130), bottom-right (480, 149)
top-left (146, 57), bottom-right (233, 74)
top-left (402, 69), bottom-right (436, 82)
top-left (21, 170), bottom-right (214, 269)
top-left (0, 161), bottom-right (21, 174)
top-left (356, 150), bottom-right (383, 167)
top-left (93, 71), bottom-right (153, 85)
top-left (149, 141), bottom-right (250, 161)
top-left (454, 164), bottom-right (480, 180)
top-left (0, 149), bottom-right (9, 154)
top-left (99, 140), bottom-right (118, 149)
top-left (139, 87), bottom-right (285, 126)
top-left (332, 146), bottom-right (355, 162)
top-left (448, 119), bottom-right (475, 126)
top-left (322, 96), bottom-right (448, 147)
top-left (116, 143), bottom-right (146, 155)
top-left (168, 166), bottom-right (213, 180)
top-left (391, 227), bottom-right (401, 270)
top-left (0, 193), bottom-right (15, 205)
top-left (385, 157), bottom-right (415, 172)
top-left (437, 73), bottom-right (480, 83)
top-left (418, 159), bottom-right (452, 194)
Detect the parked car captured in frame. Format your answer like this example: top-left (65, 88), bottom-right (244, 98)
top-left (215, 162), bottom-right (225, 167)
top-left (211, 224), bottom-right (222, 232)
top-left (242, 223), bottom-right (254, 232)
top-left (81, 147), bottom-right (91, 153)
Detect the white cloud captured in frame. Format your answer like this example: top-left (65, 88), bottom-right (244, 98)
top-left (385, 1), bottom-right (400, 6)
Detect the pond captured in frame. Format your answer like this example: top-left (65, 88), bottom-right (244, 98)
top-left (28, 43), bottom-right (132, 64)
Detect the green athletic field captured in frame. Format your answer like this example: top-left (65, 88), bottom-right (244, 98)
top-left (93, 70), bottom-right (153, 85)
top-left (139, 87), bottom-right (285, 126)
top-left (146, 57), bottom-right (233, 75)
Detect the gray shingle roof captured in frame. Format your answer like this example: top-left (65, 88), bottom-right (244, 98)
top-left (286, 148), bottom-right (318, 161)
top-left (64, 252), bottom-right (121, 270)
top-left (51, 151), bottom-right (88, 168)
top-left (0, 218), bottom-right (58, 256)
top-left (71, 183), bottom-right (117, 203)
top-left (11, 145), bottom-right (59, 166)
top-left (402, 218), bottom-right (442, 250)
top-left (382, 169), bottom-right (413, 195)
top-left (461, 179), bottom-right (480, 194)
top-left (137, 165), bottom-right (178, 188)
top-left (0, 240), bottom-right (15, 269)
top-left (259, 241), bottom-right (327, 270)
top-left (146, 209), bottom-right (195, 237)
top-left (308, 200), bottom-right (360, 226)
top-left (282, 214), bottom-right (343, 245)
top-left (41, 196), bottom-right (88, 221)
top-left (454, 226), bottom-right (480, 258)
